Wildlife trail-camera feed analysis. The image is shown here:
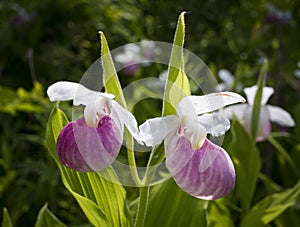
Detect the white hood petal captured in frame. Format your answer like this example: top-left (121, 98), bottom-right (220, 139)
top-left (177, 92), bottom-right (245, 115)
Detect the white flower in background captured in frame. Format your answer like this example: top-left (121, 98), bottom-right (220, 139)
top-left (139, 92), bottom-right (245, 200)
top-left (295, 62), bottom-right (300, 78)
top-left (216, 69), bottom-right (242, 92)
top-left (47, 81), bottom-right (141, 172)
top-left (216, 69), bottom-right (234, 91)
top-left (114, 41), bottom-right (161, 75)
top-left (225, 85), bottom-right (295, 141)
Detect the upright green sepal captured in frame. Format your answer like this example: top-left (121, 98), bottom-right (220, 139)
top-left (163, 12), bottom-right (190, 116)
top-left (99, 31), bottom-right (126, 107)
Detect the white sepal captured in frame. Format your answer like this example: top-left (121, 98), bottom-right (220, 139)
top-left (139, 115), bottom-right (180, 147)
top-left (266, 105), bottom-right (295, 127)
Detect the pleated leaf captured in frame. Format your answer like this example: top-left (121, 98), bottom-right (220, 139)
top-left (144, 178), bottom-right (207, 227)
top-left (46, 106), bottom-right (132, 227)
top-left (229, 119), bottom-right (261, 213)
top-left (34, 204), bottom-right (66, 227)
top-left (241, 180), bottom-right (300, 227)
top-left (207, 200), bottom-right (234, 227)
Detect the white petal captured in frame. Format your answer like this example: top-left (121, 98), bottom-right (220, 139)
top-left (261, 87), bottom-right (274, 106)
top-left (197, 114), bottom-right (230, 137)
top-left (243, 86), bottom-right (257, 106)
top-left (83, 101), bottom-right (98, 127)
top-left (139, 115), bottom-right (180, 147)
top-left (47, 81), bottom-right (79, 102)
top-left (177, 92), bottom-right (246, 115)
top-left (244, 85), bottom-right (274, 106)
top-left (73, 85), bottom-right (102, 106)
top-left (224, 103), bottom-right (248, 120)
top-left (183, 116), bottom-right (207, 149)
top-left (83, 96), bottom-right (112, 128)
top-left (176, 97), bottom-right (207, 148)
top-left (266, 105), bottom-right (295, 127)
top-left (111, 100), bottom-right (142, 144)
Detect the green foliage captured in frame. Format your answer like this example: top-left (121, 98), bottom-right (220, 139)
top-left (251, 60), bottom-right (268, 141)
top-left (207, 200), bottom-right (234, 227)
top-left (1, 1), bottom-right (300, 226)
top-left (229, 119), bottom-right (261, 214)
top-left (34, 204), bottom-right (66, 227)
top-left (241, 181), bottom-right (300, 227)
top-left (1, 208), bottom-right (13, 227)
top-left (145, 179), bottom-right (207, 227)
top-left (46, 107), bottom-right (132, 226)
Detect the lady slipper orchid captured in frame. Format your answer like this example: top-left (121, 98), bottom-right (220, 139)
top-left (225, 85), bottom-right (295, 141)
top-left (47, 81), bottom-right (140, 172)
top-left (139, 92), bottom-right (245, 200)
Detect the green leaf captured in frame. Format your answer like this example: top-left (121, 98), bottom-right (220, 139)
top-left (267, 136), bottom-right (300, 177)
top-left (163, 12), bottom-right (190, 116)
top-left (251, 59), bottom-right (268, 141)
top-left (229, 120), bottom-right (261, 213)
top-left (144, 178), bottom-right (207, 227)
top-left (207, 200), bottom-right (234, 227)
top-left (2, 208), bottom-right (13, 227)
top-left (34, 204), bottom-right (66, 227)
top-left (241, 180), bottom-right (300, 227)
top-left (46, 106), bottom-right (133, 227)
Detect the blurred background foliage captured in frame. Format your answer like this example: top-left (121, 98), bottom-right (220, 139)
top-left (0, 0), bottom-right (300, 226)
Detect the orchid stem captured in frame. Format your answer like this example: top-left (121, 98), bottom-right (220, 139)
top-left (134, 186), bottom-right (150, 227)
top-left (127, 146), bottom-right (142, 186)
top-left (125, 130), bottom-right (142, 186)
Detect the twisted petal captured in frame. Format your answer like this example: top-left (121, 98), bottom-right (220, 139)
top-left (111, 100), bottom-right (142, 144)
top-left (266, 105), bottom-right (295, 127)
top-left (244, 85), bottom-right (274, 106)
top-left (56, 116), bottom-right (122, 172)
top-left (139, 115), bottom-right (180, 147)
top-left (166, 137), bottom-right (235, 200)
top-left (177, 92), bottom-right (245, 115)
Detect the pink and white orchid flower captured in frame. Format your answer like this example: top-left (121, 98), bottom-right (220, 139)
top-left (47, 81), bottom-right (140, 172)
top-left (139, 92), bottom-right (245, 200)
